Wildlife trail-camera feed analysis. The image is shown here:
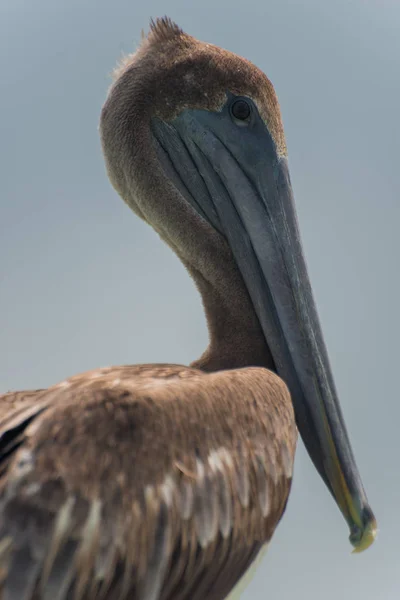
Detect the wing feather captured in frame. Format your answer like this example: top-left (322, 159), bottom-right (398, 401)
top-left (0, 365), bottom-right (296, 600)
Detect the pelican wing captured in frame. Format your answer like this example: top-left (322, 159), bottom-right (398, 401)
top-left (0, 365), bottom-right (296, 600)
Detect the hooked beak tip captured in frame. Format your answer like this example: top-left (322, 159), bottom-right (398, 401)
top-left (350, 512), bottom-right (377, 553)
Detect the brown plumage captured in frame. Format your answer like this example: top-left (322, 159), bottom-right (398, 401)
top-left (0, 14), bottom-right (376, 600)
top-left (0, 365), bottom-right (295, 599)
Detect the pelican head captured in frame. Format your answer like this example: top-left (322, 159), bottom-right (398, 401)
top-left (100, 18), bottom-right (376, 551)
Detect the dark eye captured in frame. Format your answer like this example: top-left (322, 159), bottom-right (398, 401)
top-left (231, 99), bottom-right (251, 121)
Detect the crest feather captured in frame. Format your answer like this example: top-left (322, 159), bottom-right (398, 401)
top-left (148, 17), bottom-right (184, 43)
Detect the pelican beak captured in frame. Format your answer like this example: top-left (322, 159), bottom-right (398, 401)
top-left (151, 95), bottom-right (376, 551)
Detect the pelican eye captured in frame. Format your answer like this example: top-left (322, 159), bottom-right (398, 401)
top-left (230, 98), bottom-right (251, 124)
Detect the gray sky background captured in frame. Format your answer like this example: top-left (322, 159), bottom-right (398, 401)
top-left (1, 1), bottom-right (399, 598)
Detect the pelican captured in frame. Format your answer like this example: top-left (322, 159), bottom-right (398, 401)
top-left (0, 17), bottom-right (376, 600)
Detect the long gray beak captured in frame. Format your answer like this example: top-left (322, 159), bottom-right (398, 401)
top-left (151, 96), bottom-right (376, 551)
